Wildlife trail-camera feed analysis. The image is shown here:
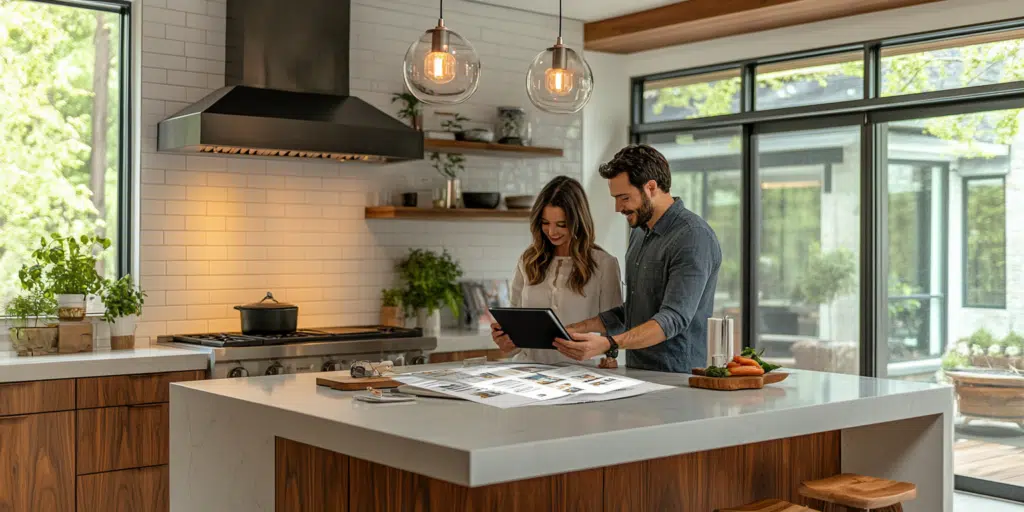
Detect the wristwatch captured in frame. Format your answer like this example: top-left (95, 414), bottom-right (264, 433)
top-left (605, 336), bottom-right (619, 359)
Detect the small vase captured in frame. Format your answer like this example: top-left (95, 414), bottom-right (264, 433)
top-left (380, 307), bottom-right (404, 328)
top-left (56, 294), bottom-right (87, 322)
top-left (109, 315), bottom-right (138, 350)
top-left (445, 178), bottom-right (462, 209)
top-left (417, 309), bottom-right (441, 337)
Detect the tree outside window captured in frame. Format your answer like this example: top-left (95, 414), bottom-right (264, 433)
top-left (963, 177), bottom-right (1007, 308)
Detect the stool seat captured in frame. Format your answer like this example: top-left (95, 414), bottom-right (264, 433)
top-left (718, 499), bottom-right (820, 512)
top-left (799, 474), bottom-right (917, 510)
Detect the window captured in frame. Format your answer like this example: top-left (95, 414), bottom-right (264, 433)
top-left (641, 69), bottom-right (741, 122)
top-left (963, 176), bottom-right (1006, 308)
top-left (0, 0), bottom-right (129, 309)
top-left (756, 51), bottom-right (864, 110)
top-left (882, 28), bottom-right (1024, 96)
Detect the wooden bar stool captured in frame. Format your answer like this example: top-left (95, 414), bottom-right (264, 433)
top-left (718, 498), bottom-right (820, 512)
top-left (799, 474), bottom-right (917, 512)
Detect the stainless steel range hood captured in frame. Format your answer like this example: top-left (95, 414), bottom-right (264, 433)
top-left (157, 0), bottom-right (422, 163)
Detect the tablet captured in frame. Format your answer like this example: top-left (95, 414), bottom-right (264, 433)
top-left (488, 307), bottom-right (573, 350)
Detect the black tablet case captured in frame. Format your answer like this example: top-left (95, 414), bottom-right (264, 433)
top-left (489, 307), bottom-right (572, 350)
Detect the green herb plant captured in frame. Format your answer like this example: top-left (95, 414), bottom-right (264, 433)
top-left (20, 233), bottom-right (111, 296)
top-left (396, 249), bottom-right (463, 316)
top-left (4, 290), bottom-right (57, 327)
top-left (704, 366), bottom-right (730, 378)
top-left (741, 347), bottom-right (782, 373)
top-left (390, 92), bottom-right (423, 129)
top-left (381, 288), bottom-right (403, 308)
top-left (439, 112), bottom-right (469, 132)
top-left (101, 274), bottom-right (146, 322)
top-left (430, 152), bottom-right (465, 180)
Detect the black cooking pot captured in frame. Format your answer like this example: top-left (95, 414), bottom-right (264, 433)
top-left (234, 292), bottom-right (297, 334)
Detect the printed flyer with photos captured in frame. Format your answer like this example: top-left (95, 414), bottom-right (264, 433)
top-left (392, 363), bottom-right (672, 408)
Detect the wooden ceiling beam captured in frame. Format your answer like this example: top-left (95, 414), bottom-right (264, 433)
top-left (584, 0), bottom-right (944, 54)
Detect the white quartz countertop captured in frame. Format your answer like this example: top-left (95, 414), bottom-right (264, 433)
top-left (0, 346), bottom-right (208, 383)
top-left (433, 328), bottom-right (495, 353)
top-left (172, 365), bottom-right (953, 487)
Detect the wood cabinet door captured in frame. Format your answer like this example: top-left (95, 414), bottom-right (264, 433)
top-left (77, 465), bottom-right (169, 512)
top-left (77, 370), bottom-right (204, 409)
top-left (0, 411), bottom-right (75, 512)
top-left (77, 403), bottom-right (169, 475)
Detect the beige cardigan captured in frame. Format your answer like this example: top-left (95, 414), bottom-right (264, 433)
top-left (509, 250), bottom-right (623, 366)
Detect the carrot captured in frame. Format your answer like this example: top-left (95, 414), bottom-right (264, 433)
top-left (726, 361), bottom-right (740, 369)
top-left (729, 365), bottom-right (765, 376)
top-left (733, 355), bottom-right (761, 367)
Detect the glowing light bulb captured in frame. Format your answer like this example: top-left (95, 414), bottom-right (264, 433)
top-left (424, 51), bottom-right (456, 84)
top-left (545, 67), bottom-right (574, 95)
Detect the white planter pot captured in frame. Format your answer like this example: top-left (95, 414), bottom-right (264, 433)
top-left (56, 294), bottom-right (87, 322)
top-left (417, 309), bottom-right (441, 336)
top-left (108, 315), bottom-right (138, 350)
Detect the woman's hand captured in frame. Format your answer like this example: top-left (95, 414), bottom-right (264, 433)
top-left (490, 323), bottom-right (515, 352)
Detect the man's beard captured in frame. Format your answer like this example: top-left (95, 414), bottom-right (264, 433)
top-left (624, 194), bottom-right (655, 228)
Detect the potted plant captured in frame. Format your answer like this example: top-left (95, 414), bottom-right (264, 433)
top-left (791, 243), bottom-right (856, 342)
top-left (101, 274), bottom-right (146, 350)
top-left (380, 288), bottom-right (404, 328)
top-left (4, 290), bottom-right (58, 356)
top-left (391, 91), bottom-right (423, 131)
top-left (20, 233), bottom-right (110, 321)
top-left (430, 152), bottom-right (466, 208)
top-left (396, 249), bottom-right (463, 336)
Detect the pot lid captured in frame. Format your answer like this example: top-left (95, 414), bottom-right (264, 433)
top-left (236, 292), bottom-right (297, 310)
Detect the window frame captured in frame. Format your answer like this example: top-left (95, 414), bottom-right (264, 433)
top-left (961, 175), bottom-right (1008, 309)
top-left (1, 0), bottom-right (134, 314)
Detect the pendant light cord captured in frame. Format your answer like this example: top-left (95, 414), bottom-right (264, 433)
top-left (440, 0), bottom-right (444, 19)
top-left (558, 0), bottom-right (562, 39)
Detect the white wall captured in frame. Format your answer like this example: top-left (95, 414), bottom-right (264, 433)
top-left (132, 0), bottom-right (585, 341)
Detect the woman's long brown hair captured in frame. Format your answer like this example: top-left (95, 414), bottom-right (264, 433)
top-left (521, 176), bottom-right (600, 295)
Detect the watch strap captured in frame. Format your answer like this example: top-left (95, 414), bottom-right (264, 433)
top-left (605, 335), bottom-right (619, 358)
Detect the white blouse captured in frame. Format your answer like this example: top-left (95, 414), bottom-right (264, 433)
top-left (509, 249), bottom-right (623, 366)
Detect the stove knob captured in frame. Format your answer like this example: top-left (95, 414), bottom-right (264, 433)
top-left (410, 355), bottom-right (428, 365)
top-left (321, 360), bottom-right (345, 372)
top-left (265, 362), bottom-right (285, 376)
top-left (228, 366), bottom-right (249, 378)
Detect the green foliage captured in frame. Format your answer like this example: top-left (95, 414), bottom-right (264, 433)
top-left (887, 276), bottom-right (922, 334)
top-left (792, 242), bottom-right (856, 306)
top-left (20, 233), bottom-right (111, 296)
top-left (964, 180), bottom-right (1006, 306)
top-left (396, 249), bottom-right (463, 316)
top-left (4, 289), bottom-right (56, 327)
top-left (968, 328), bottom-right (997, 349)
top-left (1003, 331), bottom-right (1024, 350)
top-left (1, 0), bottom-right (121, 306)
top-left (381, 288), bottom-right (403, 308)
top-left (941, 350), bottom-right (969, 370)
top-left (100, 274), bottom-right (145, 322)
top-left (390, 92), bottom-right (422, 125)
top-left (430, 152), bottom-right (465, 179)
top-left (439, 113), bottom-right (469, 132)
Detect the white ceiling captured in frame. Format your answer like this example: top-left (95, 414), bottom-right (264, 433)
top-left (467, 0), bottom-right (682, 22)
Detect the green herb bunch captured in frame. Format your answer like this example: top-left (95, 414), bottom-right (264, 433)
top-left (396, 249), bottom-right (463, 316)
top-left (101, 274), bottom-right (146, 322)
top-left (391, 92), bottom-right (422, 128)
top-left (20, 233), bottom-right (111, 296)
top-left (381, 288), bottom-right (403, 308)
top-left (430, 152), bottom-right (465, 179)
top-left (4, 289), bottom-right (57, 327)
top-left (439, 113), bottom-right (469, 132)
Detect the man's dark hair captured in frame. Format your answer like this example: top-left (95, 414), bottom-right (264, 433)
top-left (598, 144), bottom-right (671, 193)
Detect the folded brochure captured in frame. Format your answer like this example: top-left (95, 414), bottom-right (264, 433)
top-left (392, 362), bottom-right (672, 409)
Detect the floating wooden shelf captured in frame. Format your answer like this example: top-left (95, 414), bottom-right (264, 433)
top-left (365, 206), bottom-right (530, 221)
top-left (423, 139), bottom-right (563, 158)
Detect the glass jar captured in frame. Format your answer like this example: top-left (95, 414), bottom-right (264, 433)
top-left (496, 107), bottom-right (529, 145)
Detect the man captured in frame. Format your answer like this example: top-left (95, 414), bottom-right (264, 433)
top-left (554, 144), bottom-right (722, 373)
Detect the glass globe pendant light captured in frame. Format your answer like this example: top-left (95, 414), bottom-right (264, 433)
top-left (403, 0), bottom-right (481, 105)
top-left (526, 0), bottom-right (593, 114)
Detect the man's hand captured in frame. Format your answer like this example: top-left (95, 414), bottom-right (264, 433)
top-left (554, 332), bottom-right (611, 362)
top-left (490, 323), bottom-right (515, 352)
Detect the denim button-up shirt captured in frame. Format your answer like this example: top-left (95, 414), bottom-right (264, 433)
top-left (599, 199), bottom-right (721, 373)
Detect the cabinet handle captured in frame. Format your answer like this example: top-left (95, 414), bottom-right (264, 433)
top-left (127, 403), bottom-right (164, 409)
top-left (0, 414), bottom-right (30, 422)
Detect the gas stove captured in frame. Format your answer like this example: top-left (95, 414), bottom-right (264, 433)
top-left (158, 326), bottom-right (435, 379)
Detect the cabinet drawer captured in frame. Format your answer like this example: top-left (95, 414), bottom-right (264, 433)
top-left (77, 465), bottom-right (169, 512)
top-left (0, 379), bottom-right (75, 416)
top-left (0, 411), bottom-right (75, 512)
top-left (76, 370), bottom-right (204, 408)
top-left (77, 404), bottom-right (169, 475)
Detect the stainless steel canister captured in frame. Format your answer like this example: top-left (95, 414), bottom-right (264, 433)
top-left (706, 317), bottom-right (736, 368)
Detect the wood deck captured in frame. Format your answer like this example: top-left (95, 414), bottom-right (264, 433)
top-left (955, 438), bottom-right (1024, 486)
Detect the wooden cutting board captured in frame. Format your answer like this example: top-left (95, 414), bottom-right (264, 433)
top-left (689, 369), bottom-right (788, 391)
top-left (316, 374), bottom-right (400, 391)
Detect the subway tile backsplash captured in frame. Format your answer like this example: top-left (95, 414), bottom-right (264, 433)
top-left (135, 0), bottom-right (582, 341)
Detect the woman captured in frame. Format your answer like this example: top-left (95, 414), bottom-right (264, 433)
top-left (491, 176), bottom-right (622, 366)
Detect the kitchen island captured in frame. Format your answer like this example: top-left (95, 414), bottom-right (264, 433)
top-left (170, 366), bottom-right (953, 512)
